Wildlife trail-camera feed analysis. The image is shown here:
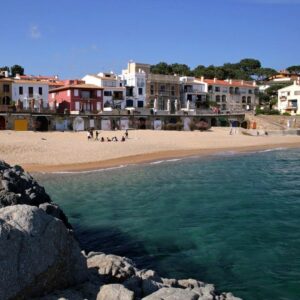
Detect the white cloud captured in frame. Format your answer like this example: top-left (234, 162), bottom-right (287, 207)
top-left (30, 25), bottom-right (41, 39)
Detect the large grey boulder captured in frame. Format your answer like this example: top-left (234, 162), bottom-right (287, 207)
top-left (0, 205), bottom-right (88, 300)
top-left (142, 287), bottom-right (199, 300)
top-left (0, 161), bottom-right (71, 228)
top-left (97, 284), bottom-right (134, 300)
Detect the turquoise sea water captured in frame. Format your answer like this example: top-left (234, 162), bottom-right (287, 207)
top-left (36, 148), bottom-right (300, 300)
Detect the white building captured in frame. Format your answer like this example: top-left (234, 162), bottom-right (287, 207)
top-left (12, 80), bottom-right (49, 109)
top-left (121, 62), bottom-right (147, 108)
top-left (82, 72), bottom-right (125, 109)
top-left (180, 76), bottom-right (207, 109)
top-left (278, 81), bottom-right (300, 115)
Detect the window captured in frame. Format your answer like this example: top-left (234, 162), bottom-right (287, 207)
top-left (28, 87), bottom-right (33, 97)
top-left (150, 84), bottom-right (154, 95)
top-left (74, 89), bottom-right (79, 97)
top-left (216, 95), bottom-right (221, 102)
top-left (288, 92), bottom-right (290, 96)
top-left (97, 90), bottom-right (102, 97)
top-left (160, 85), bottom-right (165, 92)
top-left (104, 91), bottom-right (112, 96)
top-left (75, 102), bottom-right (80, 111)
top-left (247, 96), bottom-right (251, 104)
top-left (215, 86), bottom-right (220, 92)
top-left (248, 89), bottom-right (253, 94)
top-left (39, 87), bottom-right (43, 95)
top-left (294, 91), bottom-right (300, 95)
top-left (138, 88), bottom-right (143, 95)
top-left (81, 91), bottom-right (91, 99)
top-left (242, 96), bottom-right (246, 103)
top-left (171, 86), bottom-right (175, 96)
top-left (126, 99), bottom-right (134, 107)
top-left (222, 95), bottom-right (226, 102)
top-left (67, 90), bottom-right (71, 97)
top-left (137, 101), bottom-right (144, 108)
top-left (19, 86), bottom-right (23, 95)
top-left (3, 84), bottom-right (9, 93)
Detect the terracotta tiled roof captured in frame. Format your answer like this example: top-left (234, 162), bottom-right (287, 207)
top-left (201, 78), bottom-right (256, 88)
top-left (49, 84), bottom-right (104, 92)
top-left (12, 80), bottom-right (50, 85)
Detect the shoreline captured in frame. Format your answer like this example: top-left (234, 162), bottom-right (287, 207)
top-left (23, 142), bottom-right (300, 173)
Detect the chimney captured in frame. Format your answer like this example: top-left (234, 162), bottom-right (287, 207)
top-left (253, 81), bottom-right (256, 86)
top-left (229, 79), bottom-right (232, 84)
top-left (4, 71), bottom-right (9, 78)
top-left (241, 80), bottom-right (244, 85)
top-left (200, 76), bottom-right (204, 82)
top-left (213, 78), bottom-right (217, 83)
top-left (15, 73), bottom-right (21, 79)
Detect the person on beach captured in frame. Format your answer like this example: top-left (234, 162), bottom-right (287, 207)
top-left (90, 129), bottom-right (94, 139)
top-left (101, 137), bottom-right (105, 142)
top-left (95, 131), bottom-right (99, 141)
top-left (125, 129), bottom-right (128, 138)
top-left (107, 137), bottom-right (111, 142)
top-left (121, 136), bottom-right (125, 142)
top-left (87, 131), bottom-right (92, 141)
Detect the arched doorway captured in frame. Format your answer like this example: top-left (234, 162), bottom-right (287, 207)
top-left (35, 116), bottom-right (49, 131)
top-left (211, 117), bottom-right (217, 126)
top-left (0, 116), bottom-right (6, 130)
top-left (138, 118), bottom-right (146, 129)
top-left (73, 117), bottom-right (85, 131)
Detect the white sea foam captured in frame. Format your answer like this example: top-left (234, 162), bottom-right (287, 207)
top-left (51, 164), bottom-right (127, 174)
top-left (149, 158), bottom-right (182, 165)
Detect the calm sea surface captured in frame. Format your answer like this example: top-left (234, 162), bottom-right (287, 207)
top-left (36, 148), bottom-right (300, 300)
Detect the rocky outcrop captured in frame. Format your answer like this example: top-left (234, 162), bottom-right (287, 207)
top-left (85, 252), bottom-right (242, 300)
top-left (0, 161), bottom-right (242, 300)
top-left (0, 205), bottom-right (88, 300)
top-left (0, 161), bottom-right (71, 228)
top-left (97, 284), bottom-right (134, 300)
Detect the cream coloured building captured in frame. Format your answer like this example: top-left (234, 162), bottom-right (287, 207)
top-left (82, 72), bottom-right (126, 109)
top-left (278, 81), bottom-right (300, 115)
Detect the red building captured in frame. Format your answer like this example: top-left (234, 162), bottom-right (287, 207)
top-left (48, 80), bottom-right (103, 113)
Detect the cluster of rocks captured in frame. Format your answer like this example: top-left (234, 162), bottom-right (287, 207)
top-left (0, 161), bottom-right (242, 300)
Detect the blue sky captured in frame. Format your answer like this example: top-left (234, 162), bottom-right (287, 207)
top-left (1, 0), bottom-right (299, 78)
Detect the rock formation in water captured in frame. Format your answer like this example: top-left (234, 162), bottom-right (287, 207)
top-left (0, 161), bottom-right (242, 300)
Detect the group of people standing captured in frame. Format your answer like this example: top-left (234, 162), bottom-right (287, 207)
top-left (87, 129), bottom-right (128, 142)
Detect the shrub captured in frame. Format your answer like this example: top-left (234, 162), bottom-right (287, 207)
top-left (176, 122), bottom-right (183, 131)
top-left (268, 109), bottom-right (280, 115)
top-left (189, 121), bottom-right (196, 131)
top-left (282, 112), bottom-right (291, 116)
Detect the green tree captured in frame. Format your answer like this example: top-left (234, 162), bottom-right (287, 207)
top-left (286, 65), bottom-right (300, 74)
top-left (150, 62), bottom-right (172, 75)
top-left (254, 68), bottom-right (278, 81)
top-left (171, 63), bottom-right (192, 76)
top-left (0, 66), bottom-right (10, 72)
top-left (193, 65), bottom-right (206, 78)
top-left (10, 65), bottom-right (24, 77)
top-left (239, 58), bottom-right (261, 74)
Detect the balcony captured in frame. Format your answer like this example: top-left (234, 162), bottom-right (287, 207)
top-left (280, 96), bottom-right (287, 101)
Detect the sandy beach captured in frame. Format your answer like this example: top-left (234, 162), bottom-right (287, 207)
top-left (0, 128), bottom-right (299, 172)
